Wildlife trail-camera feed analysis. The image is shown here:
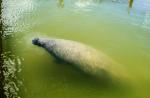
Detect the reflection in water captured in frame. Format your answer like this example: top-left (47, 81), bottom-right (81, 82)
top-left (57, 0), bottom-right (64, 8)
top-left (55, 0), bottom-right (136, 10)
top-left (56, 0), bottom-right (135, 9)
top-left (73, 0), bottom-right (102, 11)
top-left (142, 12), bottom-right (150, 29)
top-left (2, 0), bottom-right (36, 35)
top-left (75, 0), bottom-right (93, 8)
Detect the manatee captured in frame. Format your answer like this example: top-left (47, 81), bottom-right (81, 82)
top-left (32, 37), bottom-right (130, 81)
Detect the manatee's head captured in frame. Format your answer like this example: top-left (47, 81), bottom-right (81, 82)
top-left (32, 37), bottom-right (59, 58)
top-left (32, 37), bottom-right (57, 48)
top-left (32, 38), bottom-right (42, 46)
top-left (32, 37), bottom-right (49, 47)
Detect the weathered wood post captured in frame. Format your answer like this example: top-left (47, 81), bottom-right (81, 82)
top-left (128, 0), bottom-right (134, 8)
top-left (0, 0), bottom-right (6, 97)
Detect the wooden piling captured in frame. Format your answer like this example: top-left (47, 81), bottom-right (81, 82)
top-left (0, 0), bottom-right (6, 97)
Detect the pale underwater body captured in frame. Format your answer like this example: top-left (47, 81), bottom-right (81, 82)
top-left (32, 37), bottom-right (132, 84)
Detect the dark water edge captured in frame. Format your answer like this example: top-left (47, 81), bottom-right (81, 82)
top-left (0, 0), bottom-right (6, 97)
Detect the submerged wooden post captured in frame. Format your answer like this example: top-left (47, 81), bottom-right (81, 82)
top-left (128, 0), bottom-right (134, 8)
top-left (0, 0), bottom-right (6, 97)
top-left (57, 0), bottom-right (64, 8)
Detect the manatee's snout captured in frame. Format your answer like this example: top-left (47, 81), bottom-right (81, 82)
top-left (32, 38), bottom-right (42, 46)
top-left (32, 38), bottom-right (39, 45)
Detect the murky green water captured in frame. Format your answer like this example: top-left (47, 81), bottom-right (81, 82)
top-left (2, 0), bottom-right (150, 98)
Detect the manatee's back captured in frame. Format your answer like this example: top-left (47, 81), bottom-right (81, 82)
top-left (47, 39), bottom-right (105, 72)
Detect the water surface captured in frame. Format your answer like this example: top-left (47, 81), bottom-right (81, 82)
top-left (2, 0), bottom-right (150, 98)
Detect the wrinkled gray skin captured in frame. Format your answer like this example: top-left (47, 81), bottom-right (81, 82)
top-left (32, 37), bottom-right (128, 80)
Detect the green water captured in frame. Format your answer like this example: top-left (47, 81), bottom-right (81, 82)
top-left (2, 0), bottom-right (150, 98)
